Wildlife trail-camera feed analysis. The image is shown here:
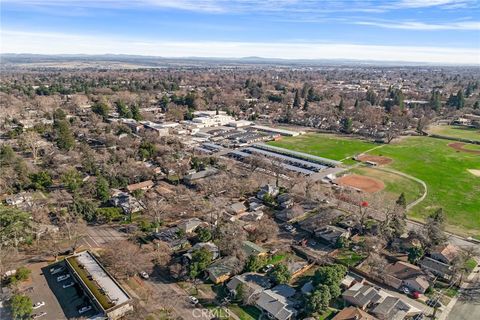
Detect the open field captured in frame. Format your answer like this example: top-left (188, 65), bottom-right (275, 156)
top-left (267, 133), bottom-right (480, 237)
top-left (268, 133), bottom-right (378, 162)
top-left (349, 167), bottom-right (424, 205)
top-left (428, 125), bottom-right (480, 141)
top-left (367, 137), bottom-right (480, 237)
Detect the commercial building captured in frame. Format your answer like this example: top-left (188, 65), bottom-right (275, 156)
top-left (65, 251), bottom-right (133, 320)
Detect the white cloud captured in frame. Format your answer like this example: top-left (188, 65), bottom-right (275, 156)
top-left (1, 29), bottom-right (479, 64)
top-left (395, 0), bottom-right (474, 9)
top-left (357, 20), bottom-right (480, 30)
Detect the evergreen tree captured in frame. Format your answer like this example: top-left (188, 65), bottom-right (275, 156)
top-left (338, 98), bottom-right (344, 112)
top-left (303, 99), bottom-right (309, 111)
top-left (396, 192), bottom-right (407, 209)
top-left (130, 104), bottom-right (142, 121)
top-left (293, 89), bottom-right (301, 108)
top-left (54, 120), bottom-right (75, 150)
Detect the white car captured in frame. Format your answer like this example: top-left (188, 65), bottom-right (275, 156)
top-left (140, 271), bottom-right (149, 279)
top-left (262, 264), bottom-right (274, 273)
top-left (63, 281), bottom-right (75, 288)
top-left (188, 296), bottom-right (199, 305)
top-left (78, 305), bottom-right (92, 314)
top-left (50, 266), bottom-right (65, 275)
top-left (57, 274), bottom-right (71, 282)
top-left (32, 312), bottom-right (47, 319)
top-left (33, 301), bottom-right (45, 309)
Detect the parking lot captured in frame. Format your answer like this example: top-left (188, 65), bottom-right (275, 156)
top-left (21, 262), bottom-right (66, 320)
top-left (41, 261), bottom-right (99, 319)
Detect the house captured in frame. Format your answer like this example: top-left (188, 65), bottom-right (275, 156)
top-left (276, 205), bottom-right (305, 222)
top-left (206, 256), bottom-right (240, 284)
top-left (242, 241), bottom-right (267, 257)
top-left (152, 227), bottom-right (189, 251)
top-left (419, 256), bottom-right (453, 280)
top-left (228, 202), bottom-right (248, 215)
top-left (126, 180), bottom-right (154, 193)
top-left (226, 272), bottom-right (272, 297)
top-left (332, 306), bottom-right (378, 320)
top-left (430, 243), bottom-right (459, 264)
top-left (177, 218), bottom-right (204, 234)
top-left (384, 261), bottom-right (430, 293)
top-left (342, 283), bottom-right (383, 310)
top-left (371, 296), bottom-right (411, 320)
top-left (4, 192), bottom-right (33, 206)
top-left (277, 193), bottom-right (293, 209)
top-left (109, 190), bottom-right (144, 214)
top-left (257, 184), bottom-right (280, 201)
top-left (255, 284), bottom-right (298, 320)
top-left (240, 210), bottom-right (264, 221)
top-left (315, 225), bottom-right (350, 245)
top-left (183, 242), bottom-right (219, 261)
top-left (183, 167), bottom-right (219, 184)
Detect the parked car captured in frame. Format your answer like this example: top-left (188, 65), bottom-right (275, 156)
top-left (57, 274), bottom-right (71, 282)
top-left (63, 281), bottom-right (75, 289)
top-left (32, 312), bottom-right (47, 319)
top-left (262, 264), bottom-right (274, 273)
top-left (426, 299), bottom-right (443, 308)
top-left (401, 286), bottom-right (410, 295)
top-left (78, 305), bottom-right (92, 314)
top-left (50, 266), bottom-right (65, 275)
top-left (33, 301), bottom-right (45, 309)
top-left (188, 296), bottom-right (199, 305)
top-left (140, 271), bottom-right (149, 279)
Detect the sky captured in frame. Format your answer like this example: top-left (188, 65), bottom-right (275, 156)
top-left (1, 0), bottom-right (479, 64)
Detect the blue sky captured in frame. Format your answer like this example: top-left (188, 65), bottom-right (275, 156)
top-left (1, 0), bottom-right (479, 64)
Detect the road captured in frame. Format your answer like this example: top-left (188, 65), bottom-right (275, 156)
top-left (81, 225), bottom-right (127, 248)
top-left (146, 274), bottom-right (212, 320)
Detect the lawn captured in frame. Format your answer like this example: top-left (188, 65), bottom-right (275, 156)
top-left (428, 125), bottom-right (480, 141)
top-left (367, 136), bottom-right (480, 237)
top-left (228, 304), bottom-right (262, 320)
top-left (268, 133), bottom-right (378, 162)
top-left (334, 249), bottom-right (367, 267)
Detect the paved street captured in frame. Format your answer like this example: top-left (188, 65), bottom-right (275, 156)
top-left (81, 225), bottom-right (127, 248)
top-left (447, 266), bottom-right (480, 320)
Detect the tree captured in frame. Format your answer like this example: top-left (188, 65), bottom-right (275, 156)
top-left (271, 263), bottom-right (291, 284)
top-left (101, 240), bottom-right (154, 279)
top-left (196, 227), bottom-right (212, 242)
top-left (71, 197), bottom-right (98, 222)
top-left (96, 176), bottom-right (110, 202)
top-left (249, 217), bottom-right (279, 243)
top-left (306, 285), bottom-right (331, 315)
top-left (245, 255), bottom-right (266, 272)
top-left (10, 294), bottom-right (33, 320)
top-left (54, 119), bottom-right (75, 150)
top-left (341, 117), bottom-right (353, 133)
top-left (116, 100), bottom-right (132, 118)
top-left (29, 171), bottom-right (52, 191)
top-left (188, 247), bottom-right (213, 279)
top-left (131, 104), bottom-right (142, 121)
top-left (366, 89), bottom-right (376, 105)
top-left (20, 131), bottom-right (42, 164)
top-left (0, 205), bottom-right (32, 250)
top-left (293, 89), bottom-right (301, 108)
top-left (396, 192), bottom-right (407, 209)
top-left (0, 144), bottom-right (16, 166)
top-left (62, 168), bottom-right (83, 193)
top-left (408, 246), bottom-right (425, 264)
top-left (338, 98), bottom-right (344, 112)
top-left (424, 208), bottom-right (447, 248)
top-left (313, 264), bottom-right (347, 300)
top-left (92, 101), bottom-right (110, 119)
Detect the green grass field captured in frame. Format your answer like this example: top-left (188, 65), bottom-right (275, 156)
top-left (268, 133), bottom-right (378, 162)
top-left (349, 167), bottom-right (424, 205)
top-left (367, 137), bottom-right (480, 237)
top-left (268, 133), bottom-right (480, 237)
top-left (428, 125), bottom-right (480, 141)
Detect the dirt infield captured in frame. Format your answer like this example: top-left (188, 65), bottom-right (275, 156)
top-left (335, 174), bottom-right (385, 193)
top-left (357, 155), bottom-right (393, 165)
top-left (468, 169), bottom-right (480, 177)
top-left (448, 142), bottom-right (480, 154)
